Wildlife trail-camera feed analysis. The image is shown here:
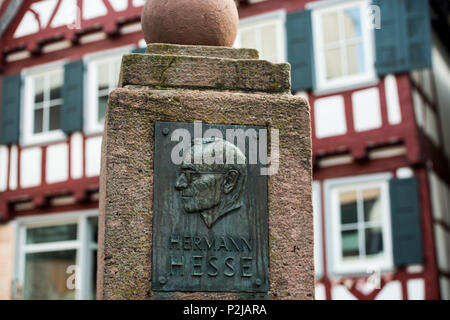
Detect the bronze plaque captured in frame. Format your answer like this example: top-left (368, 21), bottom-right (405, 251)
top-left (152, 121), bottom-right (269, 292)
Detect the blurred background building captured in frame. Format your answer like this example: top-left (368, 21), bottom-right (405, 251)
top-left (0, 0), bottom-right (449, 300)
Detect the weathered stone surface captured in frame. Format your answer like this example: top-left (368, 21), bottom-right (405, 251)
top-left (98, 43), bottom-right (313, 300)
top-left (98, 87), bottom-right (314, 300)
top-left (146, 43), bottom-right (259, 60)
top-left (119, 53), bottom-right (291, 93)
top-left (141, 0), bottom-right (239, 47)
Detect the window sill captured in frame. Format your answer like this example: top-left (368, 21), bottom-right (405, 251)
top-left (84, 123), bottom-right (105, 136)
top-left (314, 77), bottom-right (379, 96)
top-left (21, 131), bottom-right (67, 147)
top-left (330, 259), bottom-right (394, 276)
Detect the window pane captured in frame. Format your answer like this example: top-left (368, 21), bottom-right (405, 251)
top-left (365, 227), bottom-right (383, 255)
top-left (34, 76), bottom-right (44, 104)
top-left (261, 24), bottom-right (277, 62)
top-left (343, 7), bottom-right (362, 39)
top-left (322, 11), bottom-right (340, 44)
top-left (346, 43), bottom-right (365, 75)
top-left (340, 191), bottom-right (358, 225)
top-left (112, 59), bottom-right (121, 89)
top-left (341, 229), bottom-right (359, 258)
top-left (33, 109), bottom-right (43, 134)
top-left (89, 217), bottom-right (98, 243)
top-left (98, 95), bottom-right (108, 123)
top-left (97, 62), bottom-right (109, 91)
top-left (240, 29), bottom-right (257, 50)
top-left (363, 188), bottom-right (382, 223)
top-left (49, 105), bottom-right (61, 131)
top-left (91, 250), bottom-right (97, 300)
top-left (26, 224), bottom-right (78, 244)
top-left (23, 250), bottom-right (76, 300)
top-left (325, 47), bottom-right (343, 79)
top-left (49, 73), bottom-right (62, 100)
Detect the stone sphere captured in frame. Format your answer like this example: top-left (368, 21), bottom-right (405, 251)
top-left (141, 0), bottom-right (239, 47)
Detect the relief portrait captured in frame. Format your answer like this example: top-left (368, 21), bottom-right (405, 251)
top-left (175, 137), bottom-right (247, 228)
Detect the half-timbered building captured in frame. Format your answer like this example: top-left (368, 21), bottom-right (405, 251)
top-left (0, 0), bottom-right (449, 300)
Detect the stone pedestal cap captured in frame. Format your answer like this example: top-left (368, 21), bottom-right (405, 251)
top-left (120, 44), bottom-right (291, 93)
top-left (141, 0), bottom-right (239, 47)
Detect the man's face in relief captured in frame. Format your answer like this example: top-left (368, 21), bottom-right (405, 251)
top-left (174, 164), bottom-right (225, 213)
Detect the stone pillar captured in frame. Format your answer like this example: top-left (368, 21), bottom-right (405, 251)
top-left (97, 43), bottom-right (314, 300)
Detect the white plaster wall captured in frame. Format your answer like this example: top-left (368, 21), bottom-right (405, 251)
top-left (31, 0), bottom-right (58, 28)
top-left (109, 0), bottom-right (128, 12)
top-left (384, 75), bottom-right (402, 125)
top-left (315, 95), bottom-right (347, 138)
top-left (424, 106), bottom-right (440, 146)
top-left (0, 146), bottom-right (8, 191)
top-left (331, 285), bottom-right (357, 300)
top-left (412, 88), bottom-right (424, 128)
top-left (440, 277), bottom-right (450, 300)
top-left (82, 0), bottom-right (107, 20)
top-left (13, 12), bottom-right (39, 38)
top-left (132, 0), bottom-right (146, 7)
top-left (20, 147), bottom-right (41, 188)
top-left (51, 0), bottom-right (77, 28)
top-left (432, 33), bottom-right (450, 163)
top-left (9, 145), bottom-right (18, 190)
top-left (71, 133), bottom-right (84, 179)
top-left (434, 224), bottom-right (450, 273)
top-left (315, 283), bottom-right (326, 300)
top-left (412, 87), bottom-right (440, 146)
top-left (407, 279), bottom-right (424, 300)
top-left (352, 88), bottom-right (382, 132)
top-left (46, 143), bottom-right (69, 184)
top-left (429, 171), bottom-right (444, 221)
top-left (86, 136), bottom-right (102, 177)
top-left (375, 281), bottom-right (402, 300)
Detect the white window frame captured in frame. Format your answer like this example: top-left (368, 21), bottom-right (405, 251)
top-left (22, 61), bottom-right (67, 146)
top-left (313, 181), bottom-right (324, 279)
top-left (235, 9), bottom-right (287, 63)
top-left (84, 46), bottom-right (133, 135)
top-left (324, 173), bottom-right (394, 275)
top-left (310, 0), bottom-right (377, 94)
top-left (13, 210), bottom-right (98, 300)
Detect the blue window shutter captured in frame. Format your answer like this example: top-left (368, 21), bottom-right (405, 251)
top-left (286, 9), bottom-right (315, 92)
top-left (403, 0), bottom-right (432, 70)
top-left (389, 177), bottom-right (423, 266)
top-left (373, 0), bottom-right (432, 75)
top-left (0, 74), bottom-right (21, 145)
top-left (132, 47), bottom-right (146, 54)
top-left (62, 60), bottom-right (84, 134)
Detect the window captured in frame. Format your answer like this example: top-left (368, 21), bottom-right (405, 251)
top-left (235, 10), bottom-right (286, 63)
top-left (86, 52), bottom-right (123, 133)
top-left (23, 65), bottom-right (66, 145)
top-left (311, 0), bottom-right (376, 92)
top-left (325, 174), bottom-right (393, 274)
top-left (15, 211), bottom-right (98, 300)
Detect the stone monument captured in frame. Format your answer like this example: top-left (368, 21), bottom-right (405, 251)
top-left (97, 0), bottom-right (314, 300)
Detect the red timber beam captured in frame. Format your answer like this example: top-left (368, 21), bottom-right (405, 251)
top-left (0, 175), bottom-right (100, 222)
top-left (415, 167), bottom-right (441, 299)
top-left (310, 74), bottom-right (421, 165)
top-left (1, 0), bottom-right (143, 57)
top-left (0, 132), bottom-right (103, 222)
